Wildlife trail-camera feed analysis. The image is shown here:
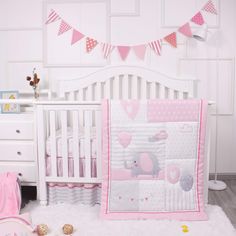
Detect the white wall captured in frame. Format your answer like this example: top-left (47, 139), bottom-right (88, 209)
top-left (0, 0), bottom-right (235, 174)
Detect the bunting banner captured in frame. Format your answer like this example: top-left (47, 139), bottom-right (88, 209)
top-left (178, 23), bottom-right (192, 37)
top-left (46, 9), bottom-right (60, 24)
top-left (148, 40), bottom-right (162, 56)
top-left (202, 0), bottom-right (217, 15)
top-left (58, 20), bottom-right (72, 36)
top-left (71, 29), bottom-right (84, 45)
top-left (191, 12), bottom-right (205, 25)
top-left (164, 32), bottom-right (177, 48)
top-left (133, 44), bottom-right (147, 60)
top-left (101, 43), bottom-right (115, 59)
top-left (86, 37), bottom-right (98, 53)
top-left (45, 0), bottom-right (218, 61)
top-left (117, 46), bottom-right (131, 60)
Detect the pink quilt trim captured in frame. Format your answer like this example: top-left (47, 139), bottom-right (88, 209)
top-left (101, 99), bottom-right (208, 220)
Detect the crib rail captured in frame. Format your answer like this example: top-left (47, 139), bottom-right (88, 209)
top-left (37, 103), bottom-right (102, 205)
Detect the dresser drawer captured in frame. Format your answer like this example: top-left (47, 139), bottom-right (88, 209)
top-left (0, 162), bottom-right (36, 182)
top-left (0, 141), bottom-right (34, 161)
top-left (0, 121), bottom-right (33, 140)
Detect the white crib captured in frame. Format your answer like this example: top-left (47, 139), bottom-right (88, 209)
top-left (36, 65), bottom-right (209, 206)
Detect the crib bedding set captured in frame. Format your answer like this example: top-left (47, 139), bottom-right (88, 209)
top-left (101, 99), bottom-right (208, 220)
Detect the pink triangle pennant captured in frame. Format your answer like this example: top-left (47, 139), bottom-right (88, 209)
top-left (202, 0), bottom-right (217, 15)
top-left (178, 23), bottom-right (192, 37)
top-left (148, 40), bottom-right (162, 55)
top-left (45, 9), bottom-right (60, 24)
top-left (58, 20), bottom-right (72, 35)
top-left (71, 29), bottom-right (84, 45)
top-left (132, 44), bottom-right (147, 60)
top-left (117, 46), bottom-right (131, 60)
top-left (86, 37), bottom-right (98, 53)
top-left (191, 12), bottom-right (205, 25)
top-left (101, 43), bottom-right (115, 58)
top-left (164, 32), bottom-right (177, 48)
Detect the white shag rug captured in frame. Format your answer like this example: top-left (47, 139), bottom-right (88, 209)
top-left (22, 202), bottom-right (236, 236)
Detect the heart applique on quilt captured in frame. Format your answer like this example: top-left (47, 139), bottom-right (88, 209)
top-left (121, 100), bottom-right (140, 120)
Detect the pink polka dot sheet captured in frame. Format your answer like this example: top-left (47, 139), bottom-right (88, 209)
top-left (101, 99), bottom-right (208, 220)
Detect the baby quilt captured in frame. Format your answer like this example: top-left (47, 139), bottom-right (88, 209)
top-left (101, 99), bottom-right (208, 220)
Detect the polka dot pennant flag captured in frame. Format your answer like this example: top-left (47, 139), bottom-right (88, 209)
top-left (191, 12), bottom-right (205, 25)
top-left (132, 44), bottom-right (147, 60)
top-left (101, 43), bottom-right (115, 59)
top-left (86, 37), bottom-right (98, 53)
top-left (58, 20), bottom-right (72, 36)
top-left (71, 29), bottom-right (84, 45)
top-left (178, 23), bottom-right (192, 37)
top-left (148, 40), bottom-right (162, 56)
top-left (117, 46), bottom-right (131, 60)
top-left (164, 32), bottom-right (177, 48)
top-left (46, 9), bottom-right (60, 24)
top-left (202, 0), bottom-right (217, 15)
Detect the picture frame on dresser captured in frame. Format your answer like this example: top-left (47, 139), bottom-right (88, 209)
top-left (0, 90), bottom-right (20, 114)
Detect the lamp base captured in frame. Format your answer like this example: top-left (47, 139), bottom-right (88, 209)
top-left (208, 180), bottom-right (227, 191)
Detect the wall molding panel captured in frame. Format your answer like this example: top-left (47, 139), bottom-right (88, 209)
top-left (161, 0), bottom-right (220, 28)
top-left (178, 57), bottom-right (235, 115)
top-left (110, 0), bottom-right (140, 17)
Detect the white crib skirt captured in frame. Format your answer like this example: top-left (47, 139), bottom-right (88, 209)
top-left (47, 184), bottom-right (101, 205)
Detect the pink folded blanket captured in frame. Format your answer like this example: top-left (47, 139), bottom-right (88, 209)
top-left (0, 172), bottom-right (21, 217)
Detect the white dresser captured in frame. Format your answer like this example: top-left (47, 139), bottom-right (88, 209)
top-left (0, 112), bottom-right (37, 186)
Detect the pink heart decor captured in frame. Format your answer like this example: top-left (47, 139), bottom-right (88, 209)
top-left (121, 100), bottom-right (140, 120)
top-left (117, 132), bottom-right (132, 148)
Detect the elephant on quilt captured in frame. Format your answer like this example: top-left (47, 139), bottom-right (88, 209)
top-left (124, 152), bottom-right (160, 177)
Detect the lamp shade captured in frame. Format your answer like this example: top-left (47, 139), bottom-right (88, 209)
top-left (192, 24), bottom-right (208, 41)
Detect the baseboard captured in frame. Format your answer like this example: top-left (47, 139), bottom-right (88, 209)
top-left (209, 173), bottom-right (236, 180)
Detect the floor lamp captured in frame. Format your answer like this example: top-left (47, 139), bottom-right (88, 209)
top-left (192, 24), bottom-right (227, 191)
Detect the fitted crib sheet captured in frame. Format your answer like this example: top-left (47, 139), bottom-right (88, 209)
top-left (46, 156), bottom-right (97, 177)
top-left (45, 126), bottom-right (97, 177)
top-left (46, 126), bottom-right (97, 157)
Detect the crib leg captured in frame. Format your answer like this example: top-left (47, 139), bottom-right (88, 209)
top-left (40, 200), bottom-right (47, 206)
top-left (38, 181), bottom-right (47, 206)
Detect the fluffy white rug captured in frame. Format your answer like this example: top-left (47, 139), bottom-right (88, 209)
top-left (22, 202), bottom-right (236, 236)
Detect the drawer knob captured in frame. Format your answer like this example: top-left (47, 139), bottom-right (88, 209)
top-left (17, 151), bottom-right (22, 156)
top-left (16, 129), bottom-right (21, 134)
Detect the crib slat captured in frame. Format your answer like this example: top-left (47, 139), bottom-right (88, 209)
top-left (150, 82), bottom-right (156, 99)
top-left (122, 75), bottom-right (129, 99)
top-left (78, 89), bottom-right (83, 101)
top-left (141, 78), bottom-right (147, 99)
top-left (87, 85), bottom-right (92, 101)
top-left (169, 88), bottom-right (175, 99)
top-left (68, 92), bottom-right (75, 101)
top-left (104, 79), bottom-right (111, 99)
top-left (113, 76), bottom-right (120, 100)
top-left (131, 76), bottom-right (138, 99)
top-left (95, 110), bottom-right (102, 179)
top-left (49, 111), bottom-right (57, 177)
top-left (178, 91), bottom-right (184, 99)
top-left (96, 82), bottom-right (102, 100)
top-left (84, 110), bottom-right (92, 178)
top-left (78, 91), bottom-right (84, 126)
top-left (72, 110), bottom-right (80, 178)
top-left (61, 110), bottom-right (68, 178)
top-left (159, 85), bottom-right (165, 99)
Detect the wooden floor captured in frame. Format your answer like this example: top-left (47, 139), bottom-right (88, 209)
top-left (208, 179), bottom-right (236, 228)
